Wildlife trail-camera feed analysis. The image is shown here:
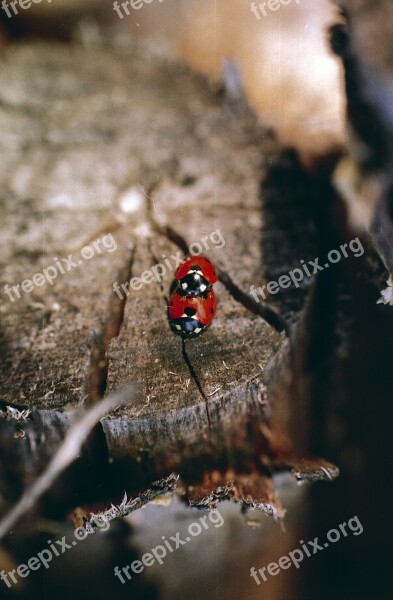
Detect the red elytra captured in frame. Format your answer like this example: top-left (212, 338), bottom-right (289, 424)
top-left (168, 289), bottom-right (217, 325)
top-left (168, 288), bottom-right (217, 337)
top-left (174, 255), bottom-right (218, 286)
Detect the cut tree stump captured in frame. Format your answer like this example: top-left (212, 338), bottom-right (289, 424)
top-left (1, 5), bottom-right (392, 598)
top-left (0, 40), bottom-right (337, 532)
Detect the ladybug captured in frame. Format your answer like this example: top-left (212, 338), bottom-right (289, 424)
top-left (168, 288), bottom-right (217, 337)
top-left (174, 255), bottom-right (218, 296)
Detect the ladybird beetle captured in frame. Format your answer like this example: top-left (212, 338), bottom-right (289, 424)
top-left (168, 288), bottom-right (217, 337)
top-left (174, 255), bottom-right (218, 296)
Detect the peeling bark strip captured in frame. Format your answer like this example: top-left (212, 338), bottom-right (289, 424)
top-left (0, 394), bottom-right (338, 528)
top-left (183, 473), bottom-right (285, 520)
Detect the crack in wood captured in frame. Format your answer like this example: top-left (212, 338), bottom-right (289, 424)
top-left (83, 246), bottom-right (136, 407)
top-left (142, 189), bottom-right (288, 421)
top-left (151, 221), bottom-right (289, 334)
top-left (146, 237), bottom-right (211, 424)
top-left (181, 338), bottom-right (211, 428)
top-left (146, 238), bottom-right (168, 303)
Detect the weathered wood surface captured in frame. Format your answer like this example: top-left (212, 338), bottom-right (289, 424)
top-left (0, 40), bottom-right (340, 529)
top-left (0, 41), bottom-right (282, 411)
top-left (0, 40), bottom-right (339, 600)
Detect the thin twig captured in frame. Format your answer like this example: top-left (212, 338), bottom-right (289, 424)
top-left (0, 386), bottom-right (134, 541)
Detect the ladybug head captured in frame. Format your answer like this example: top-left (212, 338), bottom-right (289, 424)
top-left (169, 307), bottom-right (205, 337)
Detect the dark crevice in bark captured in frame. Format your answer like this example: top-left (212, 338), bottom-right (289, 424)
top-left (146, 238), bottom-right (168, 303)
top-left (152, 222), bottom-right (289, 334)
top-left (261, 149), bottom-right (321, 326)
top-left (181, 338), bottom-right (211, 428)
top-left (143, 179), bottom-right (287, 334)
top-left (83, 246), bottom-right (136, 407)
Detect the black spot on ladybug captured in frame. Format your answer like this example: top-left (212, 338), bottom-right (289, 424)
top-left (169, 256), bottom-right (217, 338)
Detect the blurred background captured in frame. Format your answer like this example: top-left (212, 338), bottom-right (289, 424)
top-left (0, 0), bottom-right (345, 155)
